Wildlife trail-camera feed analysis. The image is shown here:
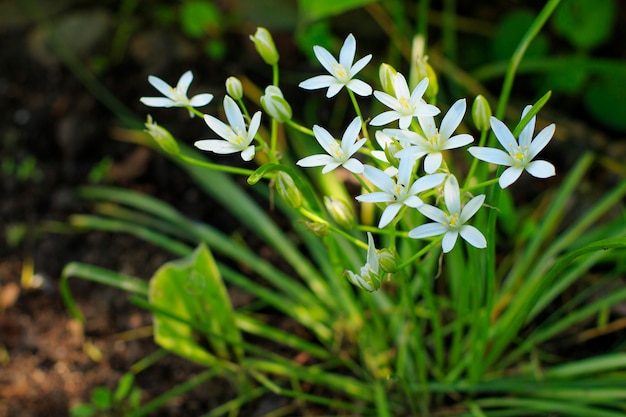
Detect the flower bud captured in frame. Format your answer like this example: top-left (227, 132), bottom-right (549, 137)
top-left (415, 56), bottom-right (438, 102)
top-left (379, 63), bottom-right (397, 96)
top-left (260, 86), bottom-right (292, 122)
top-left (302, 220), bottom-right (330, 237)
top-left (144, 115), bottom-right (179, 155)
top-left (249, 27), bottom-right (279, 65)
top-left (377, 249), bottom-right (398, 273)
top-left (472, 95), bottom-right (492, 132)
top-left (225, 76), bottom-right (243, 100)
top-left (275, 171), bottom-right (301, 208)
top-left (324, 196), bottom-right (355, 229)
top-left (344, 269), bottom-right (381, 292)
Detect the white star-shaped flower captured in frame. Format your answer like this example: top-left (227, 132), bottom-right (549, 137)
top-left (468, 106), bottom-right (555, 188)
top-left (299, 34), bottom-right (373, 98)
top-left (409, 175), bottom-right (486, 253)
top-left (356, 157), bottom-right (446, 228)
top-left (194, 96), bottom-right (260, 161)
top-left (345, 233), bottom-right (381, 292)
top-left (370, 74), bottom-right (440, 129)
top-left (296, 117), bottom-right (366, 174)
top-left (392, 98), bottom-right (474, 173)
top-left (140, 71), bottom-right (213, 117)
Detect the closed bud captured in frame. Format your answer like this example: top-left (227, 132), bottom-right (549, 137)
top-left (415, 56), bottom-right (438, 102)
top-left (383, 137), bottom-right (402, 169)
top-left (249, 27), bottom-right (279, 65)
top-left (144, 115), bottom-right (179, 155)
top-left (260, 86), bottom-right (292, 122)
top-left (324, 196), bottom-right (355, 229)
top-left (275, 171), bottom-right (301, 208)
top-left (472, 95), bottom-right (492, 132)
top-left (379, 63), bottom-right (397, 96)
top-left (302, 220), bottom-right (330, 237)
top-left (377, 249), bottom-right (398, 273)
top-left (225, 76), bottom-right (243, 100)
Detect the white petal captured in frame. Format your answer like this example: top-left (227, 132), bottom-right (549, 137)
top-left (350, 54), bottom-right (372, 76)
top-left (342, 117), bottom-right (362, 145)
top-left (297, 154), bottom-right (333, 168)
top-left (499, 166), bottom-right (523, 188)
top-left (468, 146), bottom-right (512, 166)
top-left (346, 138), bottom-right (368, 157)
top-left (194, 140), bottom-right (240, 154)
top-left (418, 115), bottom-right (437, 137)
top-left (339, 34), bottom-right (356, 68)
top-left (439, 99), bottom-right (466, 140)
top-left (444, 175), bottom-right (461, 215)
top-left (460, 194), bottom-right (485, 223)
top-left (189, 93), bottom-right (213, 107)
top-left (140, 97), bottom-right (176, 108)
top-left (312, 125), bottom-right (336, 155)
top-left (373, 91), bottom-right (400, 110)
top-left (442, 230), bottom-right (459, 253)
top-left (526, 160), bottom-right (555, 178)
top-left (223, 96), bottom-right (245, 133)
top-left (424, 152), bottom-right (443, 174)
top-left (418, 204), bottom-right (447, 223)
top-left (326, 83), bottom-right (345, 98)
top-left (247, 111), bottom-right (263, 142)
top-left (366, 232), bottom-right (379, 271)
top-left (370, 111), bottom-right (400, 127)
top-left (241, 145), bottom-right (255, 161)
top-left (356, 192), bottom-right (395, 203)
top-left (342, 158), bottom-right (364, 174)
top-left (518, 107), bottom-right (536, 148)
top-left (490, 116), bottom-right (517, 150)
top-left (399, 115), bottom-right (413, 130)
top-left (362, 165), bottom-right (394, 192)
top-left (410, 78), bottom-right (429, 103)
top-left (177, 71), bottom-right (194, 95)
top-left (204, 114), bottom-right (234, 141)
top-left (321, 162), bottom-right (342, 174)
top-left (393, 73), bottom-right (411, 98)
top-left (313, 45), bottom-right (339, 76)
top-left (409, 222), bottom-right (447, 239)
top-left (147, 75), bottom-right (173, 98)
top-left (409, 173), bottom-right (446, 194)
top-left (346, 79), bottom-right (373, 96)
top-left (460, 225), bottom-right (487, 249)
top-left (443, 134), bottom-right (474, 150)
top-left (379, 204), bottom-right (402, 228)
top-left (528, 124), bottom-right (555, 159)
top-left (299, 75), bottom-right (335, 90)
top-left (417, 103), bottom-right (441, 117)
top-left (404, 196), bottom-right (424, 208)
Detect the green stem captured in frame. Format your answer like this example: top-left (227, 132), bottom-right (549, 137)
top-left (397, 237), bottom-right (443, 270)
top-left (286, 119), bottom-right (315, 137)
top-left (348, 89), bottom-right (371, 143)
top-left (297, 207), bottom-right (367, 249)
top-left (177, 154), bottom-right (255, 176)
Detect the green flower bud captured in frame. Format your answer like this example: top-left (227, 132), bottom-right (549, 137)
top-left (144, 115), bottom-right (179, 155)
top-left (302, 220), bottom-right (330, 237)
top-left (260, 85), bottom-right (292, 122)
top-left (379, 63), bottom-right (397, 96)
top-left (225, 76), bottom-right (243, 100)
top-left (324, 196), bottom-right (355, 229)
top-left (249, 27), bottom-right (279, 65)
top-left (415, 56), bottom-right (438, 102)
top-left (382, 137), bottom-right (402, 169)
top-left (377, 249), bottom-right (398, 273)
top-left (472, 95), bottom-right (492, 132)
top-left (275, 171), bottom-right (301, 208)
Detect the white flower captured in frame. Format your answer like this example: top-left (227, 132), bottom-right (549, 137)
top-left (345, 233), bottom-right (381, 292)
top-left (356, 157), bottom-right (446, 228)
top-left (194, 96), bottom-right (261, 161)
top-left (409, 175), bottom-right (486, 253)
top-left (370, 74), bottom-right (440, 129)
top-left (468, 106), bottom-right (556, 188)
top-left (299, 34), bottom-right (373, 98)
top-left (296, 117), bottom-right (366, 174)
top-left (140, 71), bottom-right (213, 117)
top-left (392, 98), bottom-right (474, 173)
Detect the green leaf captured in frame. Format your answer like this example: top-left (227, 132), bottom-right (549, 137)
top-left (70, 404), bottom-right (99, 417)
top-left (91, 386), bottom-right (112, 409)
top-left (113, 373), bottom-right (135, 402)
top-left (298, 0), bottom-right (377, 21)
top-left (491, 10), bottom-right (549, 62)
top-left (149, 244), bottom-right (243, 367)
top-left (584, 75), bottom-right (626, 131)
top-left (552, 0), bottom-right (616, 50)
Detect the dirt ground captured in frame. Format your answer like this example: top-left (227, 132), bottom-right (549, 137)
top-left (1, 1), bottom-right (626, 416)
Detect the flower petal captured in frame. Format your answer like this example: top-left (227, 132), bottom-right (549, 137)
top-left (350, 54), bottom-right (372, 76)
top-left (460, 194), bottom-right (485, 223)
top-left (140, 97), bottom-right (176, 108)
top-left (241, 145), bottom-right (255, 161)
top-left (312, 125), bottom-right (337, 156)
top-left (362, 165), bottom-right (394, 192)
top-left (326, 83), bottom-right (345, 98)
top-left (299, 75), bottom-right (335, 90)
top-left (460, 225), bottom-right (487, 249)
top-left (373, 91), bottom-right (400, 110)
top-left (490, 116), bottom-right (517, 150)
top-left (424, 152), bottom-right (443, 174)
top-left (528, 124), bottom-right (555, 159)
top-left (194, 139), bottom-right (240, 154)
top-left (418, 204), bottom-right (447, 223)
top-left (444, 175), bottom-right (461, 215)
top-left (177, 71), bottom-right (193, 95)
top-left (379, 203), bottom-right (402, 228)
top-left (443, 134), bottom-right (473, 150)
top-left (370, 111), bottom-right (400, 127)
top-left (342, 158), bottom-right (364, 174)
top-left (189, 93), bottom-right (213, 107)
top-left (204, 114), bottom-right (234, 141)
top-left (346, 79), bottom-right (373, 96)
top-left (223, 96), bottom-right (245, 133)
top-left (356, 191), bottom-right (395, 204)
top-left (409, 173), bottom-right (446, 194)
top-left (297, 154), bottom-right (333, 168)
top-left (409, 222), bottom-right (448, 239)
top-left (468, 146), bottom-right (512, 166)
top-left (247, 111), bottom-right (263, 142)
top-left (313, 45), bottom-right (339, 76)
top-left (147, 75), bottom-right (174, 98)
top-left (321, 161), bottom-right (342, 174)
top-left (442, 230), bottom-right (459, 253)
top-left (526, 160), bottom-right (555, 178)
top-left (439, 99), bottom-right (466, 140)
top-left (339, 34), bottom-right (356, 68)
top-left (410, 78), bottom-right (429, 103)
top-left (499, 166), bottom-right (523, 188)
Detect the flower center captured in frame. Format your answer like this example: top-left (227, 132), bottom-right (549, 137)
top-left (392, 182), bottom-right (407, 201)
top-left (329, 141), bottom-right (345, 160)
top-left (509, 145), bottom-right (529, 167)
top-left (398, 96), bottom-right (411, 110)
top-left (444, 212), bottom-right (460, 228)
top-left (332, 63), bottom-right (349, 82)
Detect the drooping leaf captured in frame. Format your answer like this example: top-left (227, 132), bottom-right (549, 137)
top-left (149, 244), bottom-right (243, 367)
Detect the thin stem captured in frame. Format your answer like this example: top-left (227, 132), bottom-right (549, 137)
top-left (177, 154), bottom-right (255, 176)
top-left (397, 237), bottom-right (443, 270)
top-left (297, 207), bottom-right (367, 249)
top-left (348, 89), bottom-right (371, 143)
top-left (286, 119), bottom-right (315, 137)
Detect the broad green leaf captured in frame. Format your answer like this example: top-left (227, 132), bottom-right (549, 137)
top-left (584, 75), bottom-right (626, 131)
top-left (491, 10), bottom-right (549, 62)
top-left (552, 0), bottom-right (616, 50)
top-left (298, 0), bottom-right (377, 21)
top-left (180, 1), bottom-right (220, 38)
top-left (149, 244), bottom-right (243, 367)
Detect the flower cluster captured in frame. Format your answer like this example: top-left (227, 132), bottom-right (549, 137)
top-left (139, 30), bottom-right (556, 291)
